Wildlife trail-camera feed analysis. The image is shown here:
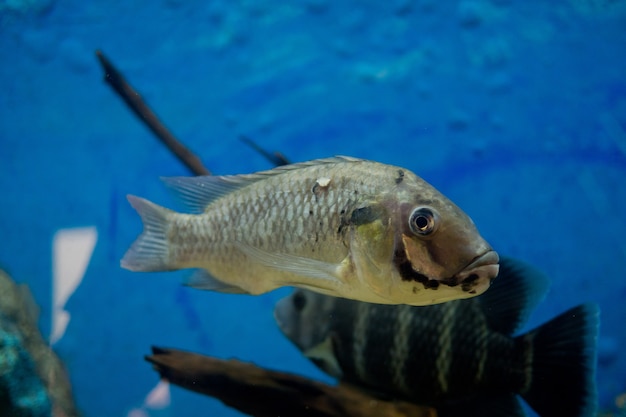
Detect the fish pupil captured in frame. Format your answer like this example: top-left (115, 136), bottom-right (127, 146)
top-left (415, 216), bottom-right (428, 230)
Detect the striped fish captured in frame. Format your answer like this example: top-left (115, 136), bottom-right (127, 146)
top-left (274, 257), bottom-right (599, 417)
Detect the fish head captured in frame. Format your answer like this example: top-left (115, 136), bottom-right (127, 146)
top-left (389, 185), bottom-right (499, 304)
top-left (274, 289), bottom-right (333, 353)
top-left (345, 186), bottom-right (498, 305)
top-left (274, 289), bottom-right (344, 377)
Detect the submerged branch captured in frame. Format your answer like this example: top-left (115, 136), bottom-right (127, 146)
top-left (146, 346), bottom-right (436, 417)
top-left (240, 135), bottom-right (291, 166)
top-left (95, 50), bottom-right (210, 176)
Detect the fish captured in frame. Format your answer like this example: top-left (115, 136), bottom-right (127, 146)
top-left (121, 156), bottom-right (499, 305)
top-left (274, 257), bottom-right (599, 417)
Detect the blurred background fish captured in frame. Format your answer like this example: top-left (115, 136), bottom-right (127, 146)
top-left (275, 257), bottom-right (599, 417)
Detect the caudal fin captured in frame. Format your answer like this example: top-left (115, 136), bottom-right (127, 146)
top-left (121, 195), bottom-right (173, 272)
top-left (520, 303), bottom-right (599, 417)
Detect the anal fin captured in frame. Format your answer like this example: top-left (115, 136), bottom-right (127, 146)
top-left (185, 269), bottom-right (250, 294)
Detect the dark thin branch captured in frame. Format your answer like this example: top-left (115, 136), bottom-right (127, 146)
top-left (146, 346), bottom-right (436, 417)
top-left (95, 50), bottom-right (211, 176)
top-left (240, 135), bottom-right (291, 166)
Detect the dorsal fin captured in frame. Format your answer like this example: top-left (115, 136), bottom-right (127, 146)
top-left (162, 156), bottom-right (365, 212)
top-left (478, 256), bottom-right (550, 335)
top-left (161, 175), bottom-right (242, 213)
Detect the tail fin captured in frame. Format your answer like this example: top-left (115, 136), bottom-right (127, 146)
top-left (121, 195), bottom-right (173, 272)
top-left (520, 303), bottom-right (599, 417)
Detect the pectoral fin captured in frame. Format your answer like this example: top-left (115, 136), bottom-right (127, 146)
top-left (186, 269), bottom-right (250, 294)
top-left (304, 334), bottom-right (343, 378)
top-left (235, 243), bottom-right (348, 293)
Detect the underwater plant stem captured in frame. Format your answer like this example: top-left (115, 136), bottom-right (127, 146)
top-left (146, 346), bottom-right (436, 417)
top-left (240, 135), bottom-right (291, 166)
top-left (95, 50), bottom-right (211, 176)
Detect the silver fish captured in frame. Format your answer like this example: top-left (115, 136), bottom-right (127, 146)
top-left (275, 257), bottom-right (599, 417)
top-left (121, 156), bottom-right (499, 305)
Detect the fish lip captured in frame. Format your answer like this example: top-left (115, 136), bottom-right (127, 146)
top-left (459, 250), bottom-right (500, 274)
top-left (452, 250), bottom-right (500, 292)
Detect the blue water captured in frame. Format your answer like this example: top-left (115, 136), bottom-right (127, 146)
top-left (1, 1), bottom-right (625, 416)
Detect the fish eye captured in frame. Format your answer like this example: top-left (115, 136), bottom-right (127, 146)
top-left (409, 207), bottom-right (438, 236)
top-left (293, 292), bottom-right (307, 312)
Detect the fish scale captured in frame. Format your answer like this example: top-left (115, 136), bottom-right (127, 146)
top-left (443, 301), bottom-right (481, 391)
top-left (352, 302), bottom-right (371, 383)
top-left (390, 304), bottom-right (412, 395)
top-left (435, 302), bottom-right (455, 393)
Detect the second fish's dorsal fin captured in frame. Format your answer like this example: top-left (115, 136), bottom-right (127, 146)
top-left (478, 256), bottom-right (550, 336)
top-left (162, 156), bottom-right (365, 212)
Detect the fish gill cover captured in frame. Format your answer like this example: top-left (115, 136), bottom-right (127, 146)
top-left (0, 1), bottom-right (625, 416)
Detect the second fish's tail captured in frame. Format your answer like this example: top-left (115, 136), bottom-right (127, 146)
top-left (520, 303), bottom-right (599, 417)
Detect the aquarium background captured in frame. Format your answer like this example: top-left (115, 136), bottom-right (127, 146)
top-left (1, 0), bottom-right (625, 416)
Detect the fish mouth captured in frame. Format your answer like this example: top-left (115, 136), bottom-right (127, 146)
top-left (395, 240), bottom-right (499, 296)
top-left (454, 250), bottom-right (500, 294)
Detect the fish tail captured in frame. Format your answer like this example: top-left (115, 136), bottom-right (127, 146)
top-left (121, 195), bottom-right (173, 272)
top-left (519, 303), bottom-right (599, 417)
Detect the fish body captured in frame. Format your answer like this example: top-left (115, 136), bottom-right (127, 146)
top-left (122, 156), bottom-right (498, 305)
top-left (274, 257), bottom-right (599, 417)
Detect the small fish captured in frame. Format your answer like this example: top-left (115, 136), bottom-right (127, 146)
top-left (122, 156), bottom-right (499, 305)
top-left (274, 257), bottom-right (599, 417)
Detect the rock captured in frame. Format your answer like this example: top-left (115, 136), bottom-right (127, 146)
top-left (0, 270), bottom-right (78, 417)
